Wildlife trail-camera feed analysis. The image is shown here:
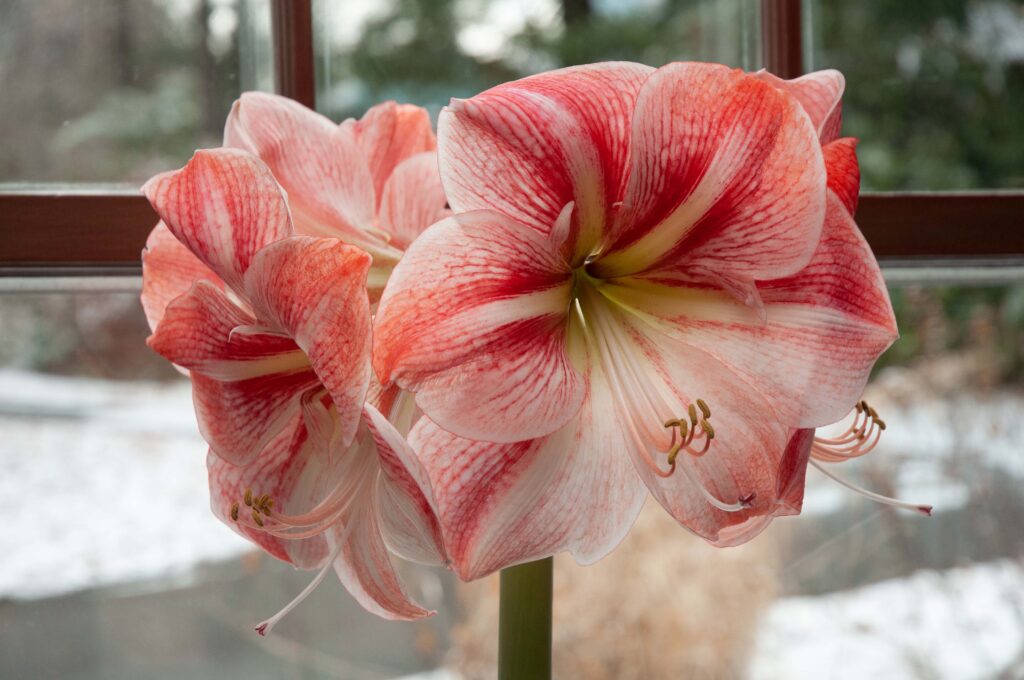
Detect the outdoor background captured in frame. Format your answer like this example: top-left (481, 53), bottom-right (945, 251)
top-left (1, 0), bottom-right (1023, 678)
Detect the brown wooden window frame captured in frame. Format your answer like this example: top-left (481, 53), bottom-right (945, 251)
top-left (1, 0), bottom-right (1021, 279)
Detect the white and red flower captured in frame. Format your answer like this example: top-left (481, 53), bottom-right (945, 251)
top-left (141, 148), bottom-right (445, 624)
top-left (373, 62), bottom-right (899, 580)
top-left (223, 93), bottom-right (448, 300)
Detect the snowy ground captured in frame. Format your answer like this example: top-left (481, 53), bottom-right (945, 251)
top-left (0, 369), bottom-right (251, 600)
top-left (750, 560), bottom-right (1024, 680)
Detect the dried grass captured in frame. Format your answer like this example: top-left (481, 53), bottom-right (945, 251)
top-left (447, 502), bottom-right (781, 679)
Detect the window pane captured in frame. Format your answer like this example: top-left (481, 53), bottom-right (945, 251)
top-left (808, 1), bottom-right (1024, 190)
top-left (313, 0), bottom-right (760, 119)
top-left (0, 0), bottom-right (273, 184)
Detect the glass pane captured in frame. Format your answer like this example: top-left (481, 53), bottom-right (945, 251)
top-left (808, 0), bottom-right (1024, 190)
top-left (0, 0), bottom-right (273, 185)
top-left (313, 0), bottom-right (760, 119)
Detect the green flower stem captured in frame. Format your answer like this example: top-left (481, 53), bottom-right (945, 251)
top-left (498, 557), bottom-right (553, 680)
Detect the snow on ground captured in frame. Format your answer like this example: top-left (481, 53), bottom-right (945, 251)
top-left (749, 559), bottom-right (1024, 680)
top-left (0, 369), bottom-right (251, 600)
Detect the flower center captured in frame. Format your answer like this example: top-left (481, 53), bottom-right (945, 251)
top-left (572, 279), bottom-right (754, 513)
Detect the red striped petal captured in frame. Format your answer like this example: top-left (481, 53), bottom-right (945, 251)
top-left (243, 237), bottom-right (373, 450)
top-left (595, 62), bottom-right (826, 284)
top-left (353, 101), bottom-right (437, 207)
top-left (754, 69), bottom-right (845, 143)
top-left (438, 62), bottom-right (652, 255)
top-left (332, 498), bottom-right (434, 620)
top-left (364, 403), bottom-right (446, 566)
top-left (823, 137), bottom-right (860, 215)
top-left (224, 92), bottom-right (388, 255)
top-left (377, 151), bottom-right (449, 250)
top-left (608, 192), bottom-right (896, 429)
top-left (140, 221), bottom-right (223, 332)
top-left (142, 148), bottom-right (293, 294)
top-left (408, 361), bottom-right (646, 581)
top-left (374, 211), bottom-right (582, 443)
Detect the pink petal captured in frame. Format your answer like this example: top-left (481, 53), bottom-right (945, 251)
top-left (207, 416), bottom-right (333, 569)
top-left (754, 69), bottom-right (845, 143)
top-left (595, 62), bottom-right (826, 283)
top-left (148, 280), bottom-right (319, 464)
top-left (332, 498), bottom-right (434, 620)
top-left (140, 221), bottom-right (223, 332)
top-left (438, 62), bottom-right (653, 254)
top-left (352, 101), bottom-right (436, 206)
top-left (594, 310), bottom-right (811, 544)
top-left (408, 361), bottom-right (647, 580)
top-left (243, 237), bottom-right (373, 451)
top-left (364, 403), bottom-right (446, 566)
top-left (823, 137), bottom-right (860, 215)
top-left (377, 151), bottom-right (449, 250)
top-left (224, 93), bottom-right (389, 257)
top-left (373, 211), bottom-right (583, 443)
top-left (141, 148), bottom-right (293, 294)
top-left (608, 191), bottom-right (896, 429)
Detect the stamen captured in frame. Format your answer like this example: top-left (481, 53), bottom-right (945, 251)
top-left (697, 398), bottom-right (711, 419)
top-left (810, 460), bottom-right (932, 516)
top-left (230, 502), bottom-right (240, 522)
top-left (812, 400), bottom-right (886, 462)
top-left (254, 535), bottom-right (346, 636)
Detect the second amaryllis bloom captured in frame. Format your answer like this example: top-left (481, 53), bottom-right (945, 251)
top-left (373, 62), bottom-right (899, 579)
top-left (142, 148), bottom-right (445, 624)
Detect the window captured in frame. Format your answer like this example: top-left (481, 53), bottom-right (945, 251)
top-left (2, 1), bottom-right (1022, 678)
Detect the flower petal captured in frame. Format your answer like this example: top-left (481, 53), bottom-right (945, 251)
top-left (140, 221), bottom-right (223, 332)
top-left (823, 137), bottom-right (860, 215)
top-left (148, 280), bottom-right (319, 464)
top-left (438, 62), bottom-right (653, 254)
top-left (206, 413), bottom-right (342, 569)
top-left (224, 92), bottom-right (392, 257)
top-left (353, 101), bottom-right (437, 206)
top-left (754, 69), bottom-right (845, 143)
top-left (584, 303), bottom-right (810, 545)
top-left (332, 496), bottom-right (434, 620)
top-left (602, 192), bottom-right (896, 430)
top-left (408, 359), bottom-right (647, 580)
top-left (243, 237), bottom-right (373, 450)
top-left (377, 151), bottom-right (449, 250)
top-left (374, 211), bottom-right (583, 443)
top-left (364, 403), bottom-right (446, 566)
top-left (595, 62), bottom-right (826, 284)
top-left (141, 148), bottom-right (293, 293)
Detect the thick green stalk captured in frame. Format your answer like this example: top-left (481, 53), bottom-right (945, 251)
top-left (498, 557), bottom-right (553, 680)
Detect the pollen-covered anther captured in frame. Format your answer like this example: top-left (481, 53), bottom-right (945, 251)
top-left (230, 502), bottom-right (240, 522)
top-left (659, 398), bottom-right (716, 470)
top-left (811, 399), bottom-right (886, 462)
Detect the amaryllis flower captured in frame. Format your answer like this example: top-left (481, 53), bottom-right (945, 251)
top-left (223, 92), bottom-right (448, 299)
top-left (372, 62), bottom-right (899, 579)
top-left (141, 148), bottom-right (445, 624)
